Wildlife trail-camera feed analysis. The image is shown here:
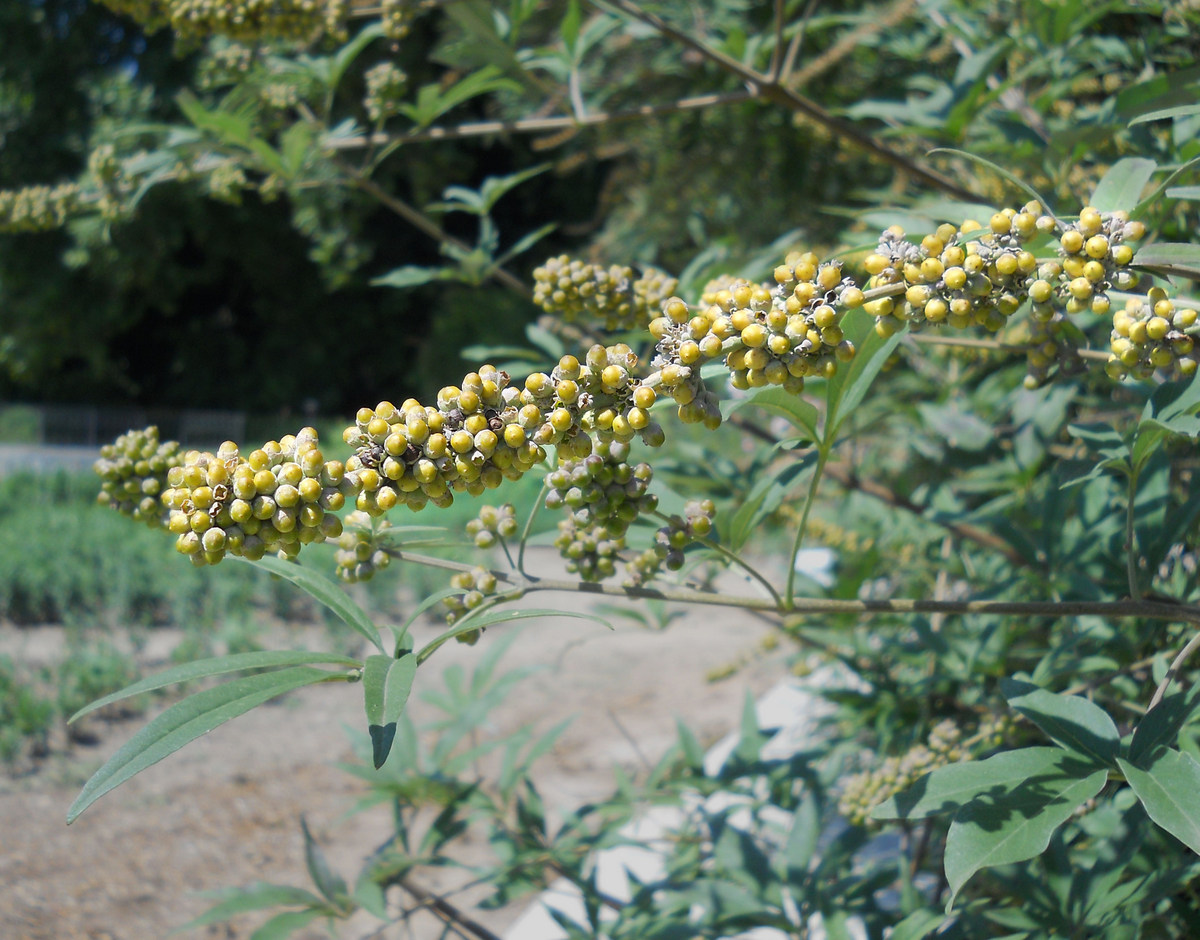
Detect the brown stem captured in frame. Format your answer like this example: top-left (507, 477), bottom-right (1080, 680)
top-left (324, 91), bottom-right (756, 150)
top-left (590, 0), bottom-right (984, 202)
top-left (1149, 629), bottom-right (1200, 710)
top-left (386, 548), bottom-right (1200, 623)
top-left (399, 876), bottom-right (504, 940)
top-left (346, 171), bottom-right (530, 297)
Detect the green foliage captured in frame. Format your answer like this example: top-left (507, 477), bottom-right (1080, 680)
top-left (0, 654), bottom-right (55, 763)
top-left (9, 0), bottom-right (1200, 936)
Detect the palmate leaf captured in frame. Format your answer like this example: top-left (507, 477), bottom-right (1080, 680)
top-left (67, 667), bottom-right (340, 823)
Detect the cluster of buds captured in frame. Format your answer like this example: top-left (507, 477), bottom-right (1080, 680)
top-left (334, 510), bottom-right (393, 583)
top-left (554, 518), bottom-right (624, 582)
top-left (364, 62), bottom-right (408, 123)
top-left (465, 503), bottom-right (518, 549)
top-left (94, 427), bottom-right (183, 527)
top-left (0, 183), bottom-right (82, 233)
top-left (544, 440), bottom-right (657, 536)
top-left (651, 255), bottom-right (859, 424)
top-left (624, 498), bottom-right (716, 586)
top-left (1107, 287), bottom-right (1198, 380)
top-left (443, 566), bottom-right (500, 623)
top-left (838, 719), bottom-right (966, 827)
top-left (532, 256), bottom-right (678, 332)
top-left (98, 0), bottom-right (348, 42)
top-left (162, 428), bottom-right (349, 566)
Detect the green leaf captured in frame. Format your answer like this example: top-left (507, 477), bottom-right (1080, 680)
top-left (824, 306), bottom-right (903, 442)
top-left (372, 265), bottom-right (457, 288)
top-left (1089, 158), bottom-right (1157, 213)
top-left (1119, 750), bottom-right (1200, 854)
top-left (241, 556), bottom-right (384, 653)
top-left (1001, 679), bottom-right (1120, 766)
top-left (173, 883), bottom-right (327, 933)
top-left (561, 0), bottom-right (582, 53)
top-left (1129, 104), bottom-right (1200, 125)
top-left (783, 790), bottom-right (820, 880)
top-left (1132, 242), bottom-right (1200, 282)
top-left (250, 908), bottom-right (326, 940)
top-left (362, 653), bottom-right (417, 768)
top-left (67, 667), bottom-right (337, 822)
top-left (872, 746), bottom-right (1081, 820)
top-left (943, 767), bottom-right (1107, 909)
top-left (302, 817), bottom-right (349, 905)
top-left (1130, 686), bottom-right (1200, 763)
top-left (1166, 186), bottom-right (1200, 200)
top-left (416, 608), bottom-right (607, 664)
top-left (329, 23), bottom-right (386, 92)
top-left (890, 909), bottom-right (949, 940)
top-left (728, 450), bottom-right (818, 551)
top-left (722, 386), bottom-right (819, 439)
top-left (69, 650), bottom-right (361, 723)
top-left (928, 148), bottom-right (1057, 220)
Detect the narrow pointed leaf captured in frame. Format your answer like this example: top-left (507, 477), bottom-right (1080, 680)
top-left (67, 667), bottom-right (336, 822)
top-left (173, 883), bottom-right (327, 932)
top-left (242, 556), bottom-right (384, 653)
top-left (1001, 679), bottom-right (1120, 765)
top-left (362, 653), bottom-right (417, 768)
top-left (302, 818), bottom-right (349, 904)
top-left (250, 908), bottom-right (325, 939)
top-left (70, 650), bottom-right (361, 723)
top-left (722, 386), bottom-right (819, 439)
top-left (1132, 242), bottom-right (1200, 282)
top-left (416, 608), bottom-right (607, 663)
top-left (944, 768), bottom-right (1107, 908)
top-left (824, 306), bottom-right (903, 441)
top-left (1089, 158), bottom-right (1157, 213)
top-left (1119, 750), bottom-right (1200, 854)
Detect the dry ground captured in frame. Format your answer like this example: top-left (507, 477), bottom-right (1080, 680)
top-left (1, 564), bottom-right (791, 940)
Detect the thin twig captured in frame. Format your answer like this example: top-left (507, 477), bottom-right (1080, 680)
top-left (323, 91), bottom-right (756, 150)
top-left (589, 0), bottom-right (984, 201)
top-left (345, 170), bottom-right (531, 297)
top-left (384, 547), bottom-right (1200, 623)
top-left (1149, 629), bottom-right (1200, 710)
top-left (399, 877), bottom-right (504, 940)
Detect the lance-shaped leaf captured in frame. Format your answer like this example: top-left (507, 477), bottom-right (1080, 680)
top-left (944, 766), bottom-right (1108, 909)
top-left (1089, 157), bottom-right (1157, 213)
top-left (823, 307), bottom-right (903, 442)
top-left (1119, 749), bottom-right (1200, 854)
top-left (722, 386), bottom-right (819, 440)
top-left (1130, 687), bottom-right (1200, 763)
top-left (302, 817), bottom-right (350, 906)
top-left (1132, 242), bottom-right (1200, 282)
top-left (67, 667), bottom-right (337, 823)
top-left (69, 650), bottom-right (362, 723)
top-left (416, 607), bottom-right (608, 664)
top-left (362, 653), bottom-right (418, 768)
top-left (241, 555), bottom-right (384, 653)
top-left (173, 882), bottom-right (329, 933)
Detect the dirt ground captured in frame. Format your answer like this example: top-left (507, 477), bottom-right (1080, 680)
top-left (0, 559), bottom-right (792, 940)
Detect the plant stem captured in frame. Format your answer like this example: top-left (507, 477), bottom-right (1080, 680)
top-left (589, 0), bottom-right (984, 201)
top-left (785, 445), bottom-right (828, 608)
top-left (384, 547), bottom-right (1200, 624)
top-left (1149, 629), bottom-right (1200, 710)
top-left (650, 510), bottom-right (784, 607)
top-left (398, 876), bottom-right (504, 940)
top-left (1126, 467), bottom-right (1141, 599)
top-left (518, 479), bottom-right (550, 575)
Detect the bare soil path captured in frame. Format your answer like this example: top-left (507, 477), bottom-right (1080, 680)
top-left (1, 575), bottom-right (789, 939)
